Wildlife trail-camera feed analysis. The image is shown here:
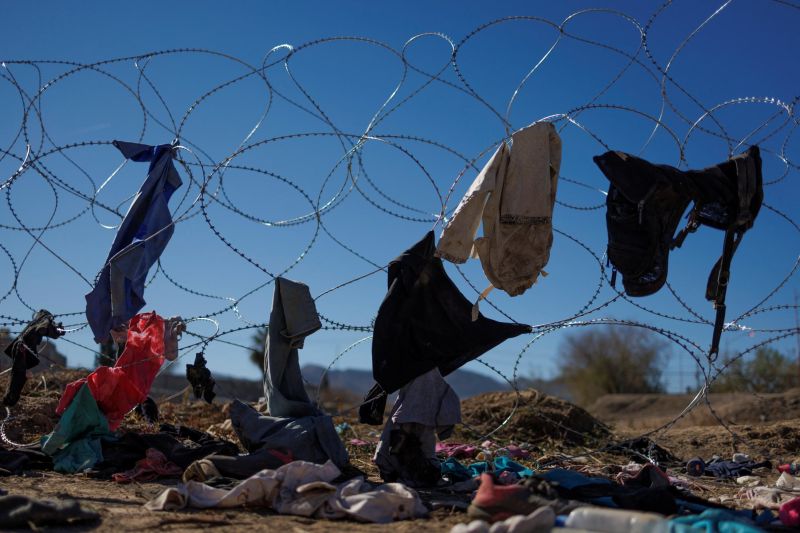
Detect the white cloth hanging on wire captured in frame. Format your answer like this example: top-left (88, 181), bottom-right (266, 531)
top-left (436, 122), bottom-right (561, 297)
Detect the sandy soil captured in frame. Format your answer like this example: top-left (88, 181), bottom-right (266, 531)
top-left (589, 388), bottom-right (800, 431)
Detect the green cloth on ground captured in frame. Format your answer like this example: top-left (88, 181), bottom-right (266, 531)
top-left (41, 383), bottom-right (112, 473)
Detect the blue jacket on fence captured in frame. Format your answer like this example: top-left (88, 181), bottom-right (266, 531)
top-left (85, 140), bottom-right (182, 342)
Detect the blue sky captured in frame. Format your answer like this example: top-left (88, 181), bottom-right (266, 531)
top-left (1, 0), bottom-right (798, 395)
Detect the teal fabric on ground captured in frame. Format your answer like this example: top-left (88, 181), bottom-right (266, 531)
top-left (441, 457), bottom-right (472, 481)
top-left (41, 384), bottom-right (112, 473)
top-left (669, 509), bottom-right (765, 533)
top-left (50, 438), bottom-right (105, 474)
top-left (494, 456), bottom-right (533, 477)
top-left (469, 461), bottom-right (489, 477)
top-left (441, 457), bottom-right (534, 481)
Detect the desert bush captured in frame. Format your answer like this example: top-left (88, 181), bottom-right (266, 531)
top-left (713, 347), bottom-right (799, 393)
top-left (558, 325), bottom-right (667, 405)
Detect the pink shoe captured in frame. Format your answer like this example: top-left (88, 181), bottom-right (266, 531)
top-left (780, 496), bottom-right (800, 527)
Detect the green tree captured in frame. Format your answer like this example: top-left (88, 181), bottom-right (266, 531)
top-left (249, 327), bottom-right (267, 370)
top-left (558, 326), bottom-right (667, 406)
top-left (96, 339), bottom-right (118, 367)
top-left (713, 347), bottom-right (798, 393)
top-left (0, 328), bottom-right (9, 352)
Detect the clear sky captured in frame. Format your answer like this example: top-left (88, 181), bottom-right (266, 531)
top-left (1, 0), bottom-right (798, 395)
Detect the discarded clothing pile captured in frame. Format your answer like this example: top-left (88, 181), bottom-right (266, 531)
top-left (96, 423), bottom-right (239, 474)
top-left (2, 310), bottom-right (64, 407)
top-left (452, 467), bottom-right (773, 532)
top-left (42, 373), bottom-right (238, 475)
top-left (42, 312), bottom-right (222, 473)
top-left (442, 457), bottom-right (534, 484)
top-left (686, 456), bottom-right (771, 479)
top-left (466, 466), bottom-right (744, 521)
top-left (190, 398), bottom-right (347, 480)
top-left (437, 442), bottom-right (480, 459)
top-left (534, 466), bottom-right (727, 515)
top-left (437, 441), bottom-right (532, 462)
top-left (374, 367), bottom-right (461, 487)
top-left (738, 470), bottom-right (800, 527)
top-left (145, 459), bottom-right (427, 524)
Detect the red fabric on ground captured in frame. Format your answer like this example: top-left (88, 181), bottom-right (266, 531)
top-left (56, 312), bottom-right (165, 430)
top-left (112, 448), bottom-right (182, 483)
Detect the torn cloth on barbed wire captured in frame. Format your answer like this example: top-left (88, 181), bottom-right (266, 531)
top-left (435, 121), bottom-right (562, 298)
top-left (56, 312), bottom-right (167, 431)
top-left (186, 352), bottom-right (216, 403)
top-left (2, 310), bottom-right (63, 407)
top-left (85, 140), bottom-right (183, 343)
top-left (594, 145), bottom-right (763, 356)
top-left (262, 277), bottom-right (322, 419)
top-left (359, 231), bottom-right (530, 425)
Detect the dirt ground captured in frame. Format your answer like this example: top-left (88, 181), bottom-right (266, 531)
top-left (589, 388), bottom-right (800, 431)
top-left (2, 370), bottom-right (800, 531)
top-left (589, 389), bottom-right (800, 462)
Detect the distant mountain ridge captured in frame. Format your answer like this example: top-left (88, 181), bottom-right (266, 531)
top-left (301, 364), bottom-right (561, 399)
top-left (148, 364), bottom-right (570, 403)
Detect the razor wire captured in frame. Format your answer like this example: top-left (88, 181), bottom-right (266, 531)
top-left (0, 0), bottom-right (799, 463)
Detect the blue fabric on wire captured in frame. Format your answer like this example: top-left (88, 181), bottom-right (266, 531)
top-left (85, 141), bottom-right (182, 342)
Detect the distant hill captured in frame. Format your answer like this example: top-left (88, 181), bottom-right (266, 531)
top-left (301, 364), bottom-right (528, 399)
top-left (146, 363), bottom-right (571, 403)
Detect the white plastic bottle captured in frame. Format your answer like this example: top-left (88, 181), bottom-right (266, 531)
top-left (564, 507), bottom-right (671, 533)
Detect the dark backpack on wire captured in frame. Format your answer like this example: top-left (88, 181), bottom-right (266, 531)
top-left (594, 146), bottom-right (763, 358)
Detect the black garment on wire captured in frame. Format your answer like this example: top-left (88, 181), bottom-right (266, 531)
top-left (359, 232), bottom-right (530, 424)
top-left (2, 310), bottom-right (64, 407)
top-left (186, 352), bottom-right (216, 403)
top-left (594, 146), bottom-right (762, 356)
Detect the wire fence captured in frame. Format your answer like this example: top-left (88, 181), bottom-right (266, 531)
top-left (0, 1), bottom-right (799, 462)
